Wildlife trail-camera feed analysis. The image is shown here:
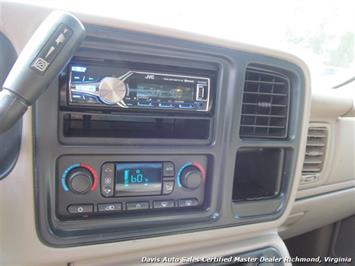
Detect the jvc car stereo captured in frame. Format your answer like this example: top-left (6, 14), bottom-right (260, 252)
top-left (61, 63), bottom-right (212, 112)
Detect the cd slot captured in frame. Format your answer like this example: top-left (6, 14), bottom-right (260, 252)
top-left (61, 112), bottom-right (211, 140)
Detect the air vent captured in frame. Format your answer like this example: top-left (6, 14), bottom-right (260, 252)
top-left (301, 127), bottom-right (328, 183)
top-left (240, 66), bottom-right (290, 139)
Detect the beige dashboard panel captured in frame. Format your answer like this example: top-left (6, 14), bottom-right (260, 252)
top-left (0, 1), bottom-right (310, 266)
top-left (281, 88), bottom-right (355, 239)
top-left (299, 91), bottom-right (355, 191)
top-left (326, 117), bottom-right (355, 184)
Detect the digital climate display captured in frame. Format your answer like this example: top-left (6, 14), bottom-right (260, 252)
top-left (115, 163), bottom-right (162, 196)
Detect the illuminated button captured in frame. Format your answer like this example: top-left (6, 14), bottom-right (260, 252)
top-left (159, 103), bottom-right (174, 108)
top-left (67, 204), bottom-right (93, 214)
top-left (153, 200), bottom-right (175, 209)
top-left (126, 201), bottom-right (150, 210)
top-left (178, 103), bottom-right (194, 109)
top-left (163, 162), bottom-right (175, 177)
top-left (162, 181), bottom-right (175, 195)
top-left (178, 198), bottom-right (199, 207)
top-left (101, 163), bottom-right (115, 197)
top-left (83, 95), bottom-right (99, 103)
top-left (72, 93), bottom-right (84, 102)
top-left (137, 101), bottom-right (153, 107)
top-left (97, 203), bottom-right (122, 213)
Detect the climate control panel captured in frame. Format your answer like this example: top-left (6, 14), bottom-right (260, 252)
top-left (56, 155), bottom-right (208, 219)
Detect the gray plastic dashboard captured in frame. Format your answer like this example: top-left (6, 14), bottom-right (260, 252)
top-left (33, 24), bottom-right (306, 247)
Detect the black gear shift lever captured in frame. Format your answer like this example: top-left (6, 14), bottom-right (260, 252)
top-left (0, 11), bottom-right (85, 133)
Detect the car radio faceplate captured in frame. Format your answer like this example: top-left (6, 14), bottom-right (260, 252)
top-left (62, 62), bottom-right (213, 113)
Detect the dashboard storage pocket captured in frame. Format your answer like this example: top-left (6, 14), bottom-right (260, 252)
top-left (232, 148), bottom-right (284, 201)
top-left (62, 112), bottom-right (211, 140)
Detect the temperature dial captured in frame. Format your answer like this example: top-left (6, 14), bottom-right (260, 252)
top-left (61, 163), bottom-right (98, 194)
top-left (180, 165), bottom-right (203, 190)
top-left (67, 168), bottom-right (93, 194)
top-left (98, 77), bottom-right (127, 105)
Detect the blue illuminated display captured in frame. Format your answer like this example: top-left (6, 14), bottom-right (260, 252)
top-left (115, 163), bottom-right (162, 196)
top-left (123, 168), bottom-right (149, 186)
top-left (71, 66), bottom-right (87, 73)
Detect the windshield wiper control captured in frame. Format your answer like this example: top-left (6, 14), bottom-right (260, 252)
top-left (0, 11), bottom-right (85, 133)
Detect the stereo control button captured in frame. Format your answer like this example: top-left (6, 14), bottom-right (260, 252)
top-left (179, 103), bottom-right (194, 109)
top-left (67, 204), bottom-right (94, 214)
top-left (98, 203), bottom-right (122, 213)
top-left (153, 200), bottom-right (175, 209)
top-left (101, 163), bottom-right (115, 197)
top-left (126, 201), bottom-right (149, 211)
top-left (178, 198), bottom-right (199, 207)
top-left (163, 162), bottom-right (175, 177)
top-left (98, 77), bottom-right (127, 104)
top-left (162, 181), bottom-right (175, 195)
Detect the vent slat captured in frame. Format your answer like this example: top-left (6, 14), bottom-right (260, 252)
top-left (242, 103), bottom-right (288, 108)
top-left (302, 127), bottom-right (328, 180)
top-left (240, 66), bottom-right (290, 139)
top-left (303, 166), bottom-right (322, 172)
top-left (308, 134), bottom-right (327, 138)
top-left (306, 143), bottom-right (326, 147)
top-left (304, 160), bottom-right (323, 164)
top-left (244, 91), bottom-right (288, 97)
top-left (245, 80), bottom-right (286, 86)
top-left (242, 113), bottom-right (286, 118)
top-left (241, 125), bottom-right (285, 129)
top-left (305, 151), bottom-right (324, 156)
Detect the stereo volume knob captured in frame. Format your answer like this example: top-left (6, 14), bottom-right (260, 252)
top-left (67, 168), bottom-right (93, 194)
top-left (180, 166), bottom-right (203, 190)
top-left (98, 77), bottom-right (127, 104)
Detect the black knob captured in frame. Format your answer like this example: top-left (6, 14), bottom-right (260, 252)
top-left (67, 168), bottom-right (93, 194)
top-left (180, 166), bottom-right (203, 190)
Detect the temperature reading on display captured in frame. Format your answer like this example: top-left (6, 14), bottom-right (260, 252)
top-left (124, 169), bottom-right (149, 186)
top-left (116, 163), bottom-right (162, 196)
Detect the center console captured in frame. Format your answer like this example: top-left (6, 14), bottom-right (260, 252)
top-left (33, 24), bottom-right (306, 247)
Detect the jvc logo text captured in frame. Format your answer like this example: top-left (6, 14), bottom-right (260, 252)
top-left (145, 74), bottom-right (155, 80)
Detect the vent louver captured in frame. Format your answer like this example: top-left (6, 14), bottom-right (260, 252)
top-left (240, 66), bottom-right (290, 139)
top-left (301, 127), bottom-right (328, 183)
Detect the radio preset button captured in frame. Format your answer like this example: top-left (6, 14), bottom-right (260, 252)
top-left (162, 181), bottom-right (175, 195)
top-left (67, 204), bottom-right (94, 214)
top-left (153, 200), bottom-right (175, 209)
top-left (71, 93), bottom-right (84, 102)
top-left (178, 103), bottom-right (194, 109)
top-left (137, 101), bottom-right (154, 107)
top-left (178, 198), bottom-right (199, 208)
top-left (98, 203), bottom-right (122, 213)
top-left (159, 103), bottom-right (174, 108)
top-left (126, 201), bottom-right (150, 211)
top-left (101, 163), bottom-right (115, 197)
top-left (163, 162), bottom-right (175, 177)
top-left (83, 95), bottom-right (99, 103)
